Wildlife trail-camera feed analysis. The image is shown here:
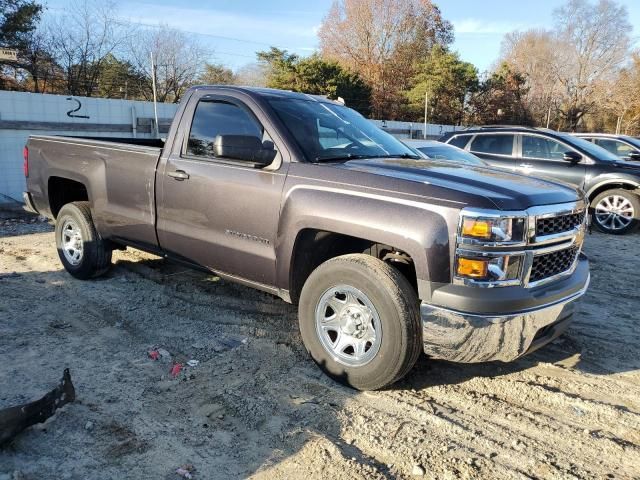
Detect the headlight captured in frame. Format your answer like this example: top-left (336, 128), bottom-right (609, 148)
top-left (456, 254), bottom-right (524, 282)
top-left (459, 216), bottom-right (526, 244)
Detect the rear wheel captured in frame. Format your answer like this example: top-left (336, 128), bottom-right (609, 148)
top-left (298, 254), bottom-right (421, 391)
top-left (55, 202), bottom-right (112, 279)
top-left (591, 189), bottom-right (640, 234)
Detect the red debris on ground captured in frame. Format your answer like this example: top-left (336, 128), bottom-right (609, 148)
top-left (170, 363), bottom-right (183, 378)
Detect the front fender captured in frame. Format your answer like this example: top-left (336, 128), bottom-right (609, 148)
top-left (276, 184), bottom-right (457, 300)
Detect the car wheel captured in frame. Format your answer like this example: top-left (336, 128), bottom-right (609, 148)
top-left (55, 201), bottom-right (112, 279)
top-left (591, 189), bottom-right (640, 234)
top-left (298, 254), bottom-right (422, 391)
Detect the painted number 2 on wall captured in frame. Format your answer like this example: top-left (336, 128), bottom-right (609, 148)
top-left (66, 97), bottom-right (90, 119)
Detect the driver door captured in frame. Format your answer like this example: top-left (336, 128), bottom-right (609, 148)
top-left (156, 94), bottom-right (288, 287)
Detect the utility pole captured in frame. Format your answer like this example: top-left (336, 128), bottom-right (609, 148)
top-left (150, 51), bottom-right (159, 137)
top-left (546, 103), bottom-right (552, 129)
top-left (423, 88), bottom-right (429, 139)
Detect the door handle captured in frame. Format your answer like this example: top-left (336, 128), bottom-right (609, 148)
top-left (167, 170), bottom-right (189, 180)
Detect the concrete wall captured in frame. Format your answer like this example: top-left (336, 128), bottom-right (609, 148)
top-left (0, 91), bottom-right (461, 205)
top-left (370, 119), bottom-right (462, 140)
top-left (0, 91), bottom-right (177, 204)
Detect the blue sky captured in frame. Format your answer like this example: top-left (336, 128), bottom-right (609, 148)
top-left (45, 0), bottom-right (640, 73)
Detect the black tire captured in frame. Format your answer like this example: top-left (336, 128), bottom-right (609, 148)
top-left (55, 202), bottom-right (112, 279)
top-left (591, 189), bottom-right (640, 235)
top-left (298, 254), bottom-right (422, 391)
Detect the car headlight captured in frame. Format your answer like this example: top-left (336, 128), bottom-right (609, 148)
top-left (456, 254), bottom-right (524, 282)
top-left (459, 216), bottom-right (526, 244)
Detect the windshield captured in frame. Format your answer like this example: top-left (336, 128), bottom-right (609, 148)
top-left (558, 133), bottom-right (620, 161)
top-left (267, 98), bottom-right (419, 162)
top-left (416, 144), bottom-right (485, 166)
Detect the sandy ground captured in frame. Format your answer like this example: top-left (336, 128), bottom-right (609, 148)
top-left (0, 219), bottom-right (639, 480)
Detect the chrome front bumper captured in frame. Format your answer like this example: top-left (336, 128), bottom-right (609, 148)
top-left (420, 273), bottom-right (590, 363)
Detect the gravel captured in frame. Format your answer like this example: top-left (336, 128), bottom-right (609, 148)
top-left (0, 221), bottom-right (639, 479)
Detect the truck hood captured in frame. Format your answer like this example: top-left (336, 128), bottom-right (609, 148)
top-left (334, 158), bottom-right (581, 210)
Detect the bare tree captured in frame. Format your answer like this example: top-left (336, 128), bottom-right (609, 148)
top-left (234, 62), bottom-right (268, 87)
top-left (500, 30), bottom-right (560, 127)
top-left (553, 0), bottom-right (631, 130)
top-left (46, 0), bottom-right (126, 96)
top-left (499, 0), bottom-right (631, 131)
top-left (128, 25), bottom-right (209, 103)
top-left (318, 0), bottom-right (453, 119)
top-left (597, 54), bottom-right (640, 134)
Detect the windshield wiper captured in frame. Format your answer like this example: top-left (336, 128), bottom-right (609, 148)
top-left (314, 152), bottom-right (421, 163)
top-left (314, 153), bottom-right (370, 163)
top-left (368, 153), bottom-right (422, 160)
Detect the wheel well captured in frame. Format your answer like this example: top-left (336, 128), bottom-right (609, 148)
top-left (289, 229), bottom-right (417, 304)
top-left (48, 177), bottom-right (89, 218)
top-left (588, 182), bottom-right (640, 203)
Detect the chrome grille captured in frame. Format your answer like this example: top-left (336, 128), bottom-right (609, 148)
top-left (530, 246), bottom-right (579, 283)
top-left (536, 211), bottom-right (585, 237)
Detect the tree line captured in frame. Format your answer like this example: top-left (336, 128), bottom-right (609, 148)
top-left (1, 0), bottom-right (638, 133)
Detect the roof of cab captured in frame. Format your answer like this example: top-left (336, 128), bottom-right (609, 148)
top-left (188, 85), bottom-right (345, 105)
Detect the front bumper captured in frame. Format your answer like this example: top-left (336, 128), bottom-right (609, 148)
top-left (420, 255), bottom-right (590, 363)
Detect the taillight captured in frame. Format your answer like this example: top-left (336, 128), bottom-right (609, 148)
top-left (23, 146), bottom-right (29, 177)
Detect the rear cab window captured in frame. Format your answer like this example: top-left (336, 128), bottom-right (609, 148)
top-left (469, 134), bottom-right (515, 156)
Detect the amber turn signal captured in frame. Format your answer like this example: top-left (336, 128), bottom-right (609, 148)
top-left (461, 218), bottom-right (491, 239)
top-left (457, 257), bottom-right (488, 278)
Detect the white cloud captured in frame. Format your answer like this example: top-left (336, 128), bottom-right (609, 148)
top-left (453, 18), bottom-right (532, 35)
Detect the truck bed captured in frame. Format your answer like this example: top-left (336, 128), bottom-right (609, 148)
top-left (26, 135), bottom-right (163, 247)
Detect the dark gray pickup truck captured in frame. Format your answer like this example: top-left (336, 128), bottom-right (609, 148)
top-left (23, 86), bottom-right (590, 390)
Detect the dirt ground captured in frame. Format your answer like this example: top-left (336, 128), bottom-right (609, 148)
top-left (0, 218), bottom-right (639, 480)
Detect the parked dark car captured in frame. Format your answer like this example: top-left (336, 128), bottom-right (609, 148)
top-left (440, 126), bottom-right (640, 234)
top-left (403, 140), bottom-right (486, 165)
top-left (23, 88), bottom-right (590, 390)
top-left (573, 133), bottom-right (640, 161)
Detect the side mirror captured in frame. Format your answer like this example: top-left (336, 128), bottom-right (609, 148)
top-left (562, 151), bottom-right (582, 163)
top-left (214, 135), bottom-right (276, 166)
top-left (627, 151), bottom-right (640, 161)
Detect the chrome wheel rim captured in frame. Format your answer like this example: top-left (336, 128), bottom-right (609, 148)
top-left (314, 285), bottom-right (382, 367)
top-left (595, 195), bottom-right (634, 231)
top-left (61, 218), bottom-right (83, 265)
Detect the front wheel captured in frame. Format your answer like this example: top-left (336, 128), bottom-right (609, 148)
top-left (591, 189), bottom-right (640, 234)
top-left (55, 201), bottom-right (112, 279)
top-left (298, 254), bottom-right (422, 391)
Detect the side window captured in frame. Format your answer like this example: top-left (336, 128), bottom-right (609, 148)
top-left (522, 135), bottom-right (567, 160)
top-left (448, 134), bottom-right (471, 149)
top-left (595, 139), bottom-right (633, 158)
top-left (469, 134), bottom-right (515, 155)
top-left (186, 100), bottom-right (275, 163)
